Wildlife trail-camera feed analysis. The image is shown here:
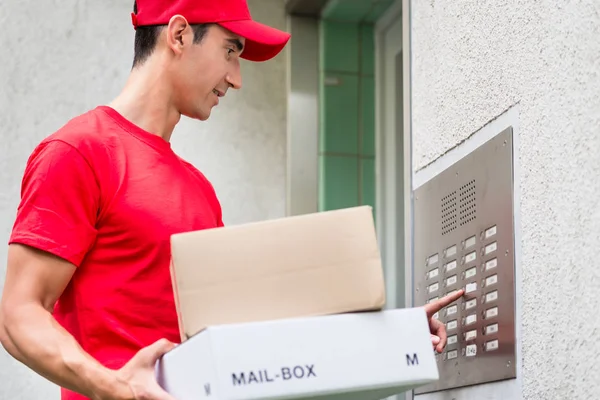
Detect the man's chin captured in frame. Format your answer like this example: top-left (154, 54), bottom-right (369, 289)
top-left (197, 113), bottom-right (210, 121)
top-left (182, 107), bottom-right (211, 122)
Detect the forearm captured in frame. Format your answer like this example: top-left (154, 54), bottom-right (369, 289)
top-left (0, 303), bottom-right (132, 400)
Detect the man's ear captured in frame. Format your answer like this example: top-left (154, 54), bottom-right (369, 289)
top-left (166, 15), bottom-right (193, 54)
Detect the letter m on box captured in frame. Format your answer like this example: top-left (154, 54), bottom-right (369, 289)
top-left (406, 353), bottom-right (419, 366)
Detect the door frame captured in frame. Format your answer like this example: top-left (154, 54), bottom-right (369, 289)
top-left (374, 0), bottom-right (413, 311)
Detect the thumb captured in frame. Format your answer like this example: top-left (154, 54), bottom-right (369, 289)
top-left (136, 339), bottom-right (176, 367)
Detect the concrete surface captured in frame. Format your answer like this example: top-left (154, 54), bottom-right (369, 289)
top-left (411, 1), bottom-right (600, 399)
top-left (0, 0), bottom-right (288, 398)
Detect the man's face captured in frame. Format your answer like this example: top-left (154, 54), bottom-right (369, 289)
top-left (171, 24), bottom-right (245, 121)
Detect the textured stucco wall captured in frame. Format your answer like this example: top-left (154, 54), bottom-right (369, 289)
top-left (0, 0), bottom-right (287, 399)
top-left (412, 1), bottom-right (600, 399)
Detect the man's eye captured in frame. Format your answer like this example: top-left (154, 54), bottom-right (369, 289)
top-left (227, 48), bottom-right (235, 54)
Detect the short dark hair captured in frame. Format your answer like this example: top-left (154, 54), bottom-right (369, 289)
top-left (132, 1), bottom-right (212, 68)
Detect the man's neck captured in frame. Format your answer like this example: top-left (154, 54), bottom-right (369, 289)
top-left (108, 57), bottom-right (181, 142)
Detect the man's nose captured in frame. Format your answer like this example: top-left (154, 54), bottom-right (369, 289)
top-left (226, 65), bottom-right (242, 90)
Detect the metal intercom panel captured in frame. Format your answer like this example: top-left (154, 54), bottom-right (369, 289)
top-left (413, 128), bottom-right (516, 394)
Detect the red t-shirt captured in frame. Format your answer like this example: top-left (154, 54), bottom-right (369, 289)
top-left (9, 106), bottom-right (224, 400)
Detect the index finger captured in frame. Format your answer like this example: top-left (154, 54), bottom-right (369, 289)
top-left (424, 289), bottom-right (465, 317)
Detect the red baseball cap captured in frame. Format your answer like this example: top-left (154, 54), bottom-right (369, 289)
top-left (131, 0), bottom-right (291, 62)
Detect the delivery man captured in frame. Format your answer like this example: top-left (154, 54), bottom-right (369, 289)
top-left (0, 0), bottom-right (464, 399)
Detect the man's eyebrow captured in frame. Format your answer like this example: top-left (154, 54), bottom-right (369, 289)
top-left (226, 38), bottom-right (244, 52)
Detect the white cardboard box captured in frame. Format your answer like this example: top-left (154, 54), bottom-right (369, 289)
top-left (156, 308), bottom-right (439, 400)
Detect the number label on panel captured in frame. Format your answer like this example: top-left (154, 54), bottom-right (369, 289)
top-left (485, 225), bottom-right (497, 239)
top-left (447, 350), bottom-right (458, 360)
top-left (445, 245), bottom-right (457, 258)
top-left (446, 305), bottom-right (458, 316)
top-left (485, 274), bottom-right (498, 287)
top-left (427, 253), bottom-right (439, 266)
top-left (428, 268), bottom-right (439, 279)
top-left (445, 275), bottom-right (457, 286)
top-left (485, 307), bottom-right (499, 319)
top-left (448, 335), bottom-right (458, 345)
top-left (446, 260), bottom-right (457, 272)
top-left (465, 344), bottom-right (477, 357)
top-left (485, 242), bottom-right (498, 255)
top-left (447, 320), bottom-right (458, 330)
top-left (465, 314), bottom-right (477, 325)
top-left (485, 323), bottom-right (499, 335)
top-left (465, 266), bottom-right (477, 279)
top-left (465, 251), bottom-right (477, 264)
top-left (465, 235), bottom-right (477, 249)
top-left (465, 298), bottom-right (477, 310)
top-left (485, 258), bottom-right (498, 271)
top-left (485, 339), bottom-right (499, 351)
top-left (485, 290), bottom-right (498, 303)
top-left (465, 329), bottom-right (477, 341)
top-left (466, 282), bottom-right (478, 294)
top-left (428, 282), bottom-right (439, 293)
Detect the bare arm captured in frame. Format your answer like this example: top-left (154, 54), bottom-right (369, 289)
top-left (0, 244), bottom-right (135, 400)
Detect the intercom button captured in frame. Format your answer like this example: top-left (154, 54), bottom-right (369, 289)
top-left (464, 235), bottom-right (477, 249)
top-left (485, 274), bottom-right (498, 287)
top-left (445, 260), bottom-right (457, 272)
top-left (464, 266), bottom-right (477, 279)
top-left (446, 305), bottom-right (458, 316)
top-left (485, 225), bottom-right (497, 239)
top-left (485, 258), bottom-right (498, 271)
top-left (465, 298), bottom-right (477, 310)
top-left (464, 329), bottom-right (477, 341)
top-left (427, 253), bottom-right (439, 266)
top-left (428, 282), bottom-right (439, 293)
top-left (485, 339), bottom-right (499, 352)
top-left (465, 282), bottom-right (477, 294)
top-left (484, 241), bottom-right (498, 256)
top-left (485, 290), bottom-right (498, 303)
top-left (465, 251), bottom-right (477, 264)
top-left (464, 314), bottom-right (477, 326)
top-left (428, 268), bottom-right (439, 279)
top-left (465, 344), bottom-right (477, 357)
top-left (445, 275), bottom-right (457, 287)
top-left (445, 245), bottom-right (457, 258)
top-left (484, 323), bottom-right (499, 335)
top-left (484, 306), bottom-right (498, 319)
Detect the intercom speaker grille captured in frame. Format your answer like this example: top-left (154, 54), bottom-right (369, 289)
top-left (441, 190), bottom-right (457, 235)
top-left (459, 179), bottom-right (476, 226)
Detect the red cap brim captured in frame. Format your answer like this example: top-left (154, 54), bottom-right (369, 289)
top-left (218, 20), bottom-right (291, 62)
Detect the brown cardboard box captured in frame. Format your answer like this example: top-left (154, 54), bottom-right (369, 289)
top-left (169, 206), bottom-right (385, 340)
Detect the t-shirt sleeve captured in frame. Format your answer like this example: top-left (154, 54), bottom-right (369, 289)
top-left (9, 139), bottom-right (100, 267)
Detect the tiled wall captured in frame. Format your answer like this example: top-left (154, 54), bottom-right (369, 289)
top-left (318, 21), bottom-right (376, 216)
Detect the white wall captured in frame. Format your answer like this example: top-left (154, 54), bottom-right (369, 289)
top-left (411, 1), bottom-right (600, 399)
top-left (0, 0), bottom-right (288, 398)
